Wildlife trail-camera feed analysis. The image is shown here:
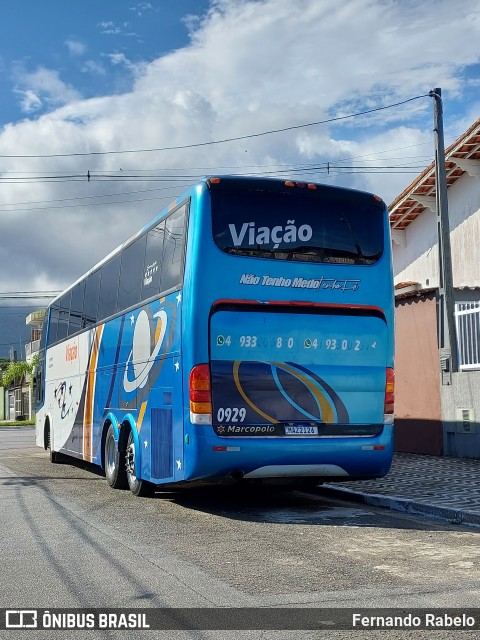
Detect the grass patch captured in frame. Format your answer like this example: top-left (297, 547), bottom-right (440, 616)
top-left (0, 420), bottom-right (35, 427)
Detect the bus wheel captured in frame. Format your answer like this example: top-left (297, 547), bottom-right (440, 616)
top-left (125, 430), bottom-right (155, 497)
top-left (46, 424), bottom-right (61, 463)
top-left (104, 425), bottom-right (128, 489)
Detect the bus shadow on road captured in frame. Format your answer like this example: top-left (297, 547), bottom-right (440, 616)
top-left (20, 453), bottom-right (470, 533)
top-left (160, 483), bottom-right (459, 532)
top-left (0, 453), bottom-right (107, 486)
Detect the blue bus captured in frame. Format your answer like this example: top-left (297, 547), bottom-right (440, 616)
top-left (35, 176), bottom-right (395, 496)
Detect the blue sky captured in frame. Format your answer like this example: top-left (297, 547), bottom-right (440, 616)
top-left (0, 0), bottom-right (479, 358)
top-left (0, 1), bottom-right (210, 123)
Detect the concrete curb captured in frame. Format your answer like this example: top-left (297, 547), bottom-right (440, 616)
top-left (0, 424), bottom-right (35, 429)
top-left (321, 485), bottom-right (480, 529)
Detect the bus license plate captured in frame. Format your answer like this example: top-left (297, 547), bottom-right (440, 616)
top-left (284, 425), bottom-right (318, 436)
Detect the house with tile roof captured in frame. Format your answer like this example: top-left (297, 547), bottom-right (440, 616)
top-left (389, 117), bottom-right (480, 457)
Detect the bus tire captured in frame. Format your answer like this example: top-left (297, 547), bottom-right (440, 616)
top-left (125, 429), bottom-right (155, 497)
top-left (46, 423), bottom-right (62, 463)
top-left (104, 425), bottom-right (128, 489)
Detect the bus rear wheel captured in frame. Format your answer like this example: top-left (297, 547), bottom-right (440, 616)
top-left (104, 425), bottom-right (128, 489)
top-left (125, 430), bottom-right (155, 497)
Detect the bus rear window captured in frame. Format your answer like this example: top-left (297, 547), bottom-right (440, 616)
top-left (211, 189), bottom-right (384, 264)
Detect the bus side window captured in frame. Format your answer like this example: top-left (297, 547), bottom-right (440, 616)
top-left (142, 219), bottom-right (165, 301)
top-left (97, 254), bottom-right (121, 321)
top-left (56, 292), bottom-right (71, 343)
top-left (117, 235), bottom-right (147, 312)
top-left (69, 281), bottom-right (85, 336)
top-left (48, 307), bottom-right (58, 346)
top-left (35, 351), bottom-right (44, 406)
top-left (84, 269), bottom-right (101, 328)
top-left (161, 204), bottom-right (186, 293)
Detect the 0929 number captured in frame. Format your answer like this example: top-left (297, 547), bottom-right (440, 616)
top-left (216, 407), bottom-right (247, 423)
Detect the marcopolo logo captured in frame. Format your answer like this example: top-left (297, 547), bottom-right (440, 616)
top-left (228, 220), bottom-right (313, 249)
top-left (226, 425), bottom-right (276, 434)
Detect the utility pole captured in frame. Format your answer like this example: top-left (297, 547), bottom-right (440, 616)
top-left (429, 88), bottom-right (458, 380)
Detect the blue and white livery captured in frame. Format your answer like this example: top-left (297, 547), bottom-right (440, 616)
top-left (36, 176), bottom-right (395, 495)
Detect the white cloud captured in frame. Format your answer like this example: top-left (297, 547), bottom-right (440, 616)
top-left (81, 60), bottom-right (107, 76)
top-left (13, 66), bottom-right (82, 113)
top-left (16, 88), bottom-right (43, 113)
top-left (98, 20), bottom-right (120, 34)
top-left (130, 2), bottom-right (155, 17)
top-left (107, 52), bottom-right (133, 68)
top-left (1, 0), bottom-right (480, 327)
top-left (65, 39), bottom-right (87, 56)
top-left (97, 20), bottom-right (137, 36)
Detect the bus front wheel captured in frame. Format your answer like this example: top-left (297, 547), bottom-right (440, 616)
top-left (125, 430), bottom-right (155, 497)
top-left (104, 425), bottom-right (128, 489)
top-left (46, 424), bottom-right (62, 463)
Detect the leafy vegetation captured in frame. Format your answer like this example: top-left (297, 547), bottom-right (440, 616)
top-left (0, 358), bottom-right (9, 376)
top-left (0, 355), bottom-right (38, 388)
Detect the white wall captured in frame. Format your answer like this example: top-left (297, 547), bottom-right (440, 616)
top-left (392, 173), bottom-right (480, 288)
top-left (442, 370), bottom-right (480, 458)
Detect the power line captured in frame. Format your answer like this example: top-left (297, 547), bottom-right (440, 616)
top-left (0, 193), bottom-right (181, 213)
top-left (0, 163), bottom-right (429, 185)
top-left (0, 163), bottom-right (430, 213)
top-left (0, 309), bottom-right (36, 312)
top-left (0, 296), bottom-right (55, 299)
top-left (0, 291), bottom-right (60, 299)
top-left (0, 185), bottom-right (180, 208)
top-left (0, 144), bottom-right (434, 175)
top-left (0, 184), bottom-right (190, 211)
top-left (0, 94), bottom-right (430, 159)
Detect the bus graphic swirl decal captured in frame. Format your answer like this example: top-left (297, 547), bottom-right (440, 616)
top-left (272, 361), bottom-right (334, 423)
top-left (123, 309), bottom-right (168, 393)
top-left (230, 360), bottom-right (349, 424)
top-left (232, 360), bottom-right (279, 424)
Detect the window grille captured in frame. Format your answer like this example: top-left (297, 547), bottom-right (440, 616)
top-left (455, 302), bottom-right (480, 370)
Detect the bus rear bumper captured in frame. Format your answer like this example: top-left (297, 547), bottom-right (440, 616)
top-left (185, 424), bottom-right (394, 483)
top-left (243, 464), bottom-right (349, 478)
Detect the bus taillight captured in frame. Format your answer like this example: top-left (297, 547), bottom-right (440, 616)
top-left (189, 364), bottom-right (212, 425)
top-left (284, 180), bottom-right (317, 190)
top-left (384, 367), bottom-right (394, 423)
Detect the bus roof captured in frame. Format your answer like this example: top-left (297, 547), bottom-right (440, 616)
top-left (49, 176), bottom-right (385, 305)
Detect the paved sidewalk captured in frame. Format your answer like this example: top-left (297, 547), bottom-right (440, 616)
top-left (323, 453), bottom-right (480, 528)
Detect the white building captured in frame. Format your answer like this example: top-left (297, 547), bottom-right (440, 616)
top-left (390, 117), bottom-right (480, 457)
top-left (6, 308), bottom-right (46, 421)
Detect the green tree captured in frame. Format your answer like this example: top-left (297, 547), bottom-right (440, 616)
top-left (0, 358), bottom-right (10, 378)
top-left (1, 355), bottom-right (38, 388)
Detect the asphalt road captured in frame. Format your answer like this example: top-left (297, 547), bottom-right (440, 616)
top-left (0, 425), bottom-right (37, 449)
top-left (1, 427), bottom-right (479, 639)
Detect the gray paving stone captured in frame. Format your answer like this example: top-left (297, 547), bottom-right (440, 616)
top-left (323, 453), bottom-right (480, 527)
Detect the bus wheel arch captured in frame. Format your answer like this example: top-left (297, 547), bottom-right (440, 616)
top-left (103, 418), bottom-right (128, 489)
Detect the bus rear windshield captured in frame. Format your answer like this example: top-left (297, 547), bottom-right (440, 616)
top-left (211, 189), bottom-right (384, 264)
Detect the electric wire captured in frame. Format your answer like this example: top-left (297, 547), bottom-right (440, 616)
top-left (0, 94), bottom-right (430, 159)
